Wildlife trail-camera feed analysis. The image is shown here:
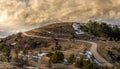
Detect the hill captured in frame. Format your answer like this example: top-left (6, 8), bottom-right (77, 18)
top-left (0, 22), bottom-right (120, 69)
top-left (0, 22), bottom-right (90, 49)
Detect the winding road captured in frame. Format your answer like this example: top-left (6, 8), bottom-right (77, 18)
top-left (22, 32), bottom-right (113, 67)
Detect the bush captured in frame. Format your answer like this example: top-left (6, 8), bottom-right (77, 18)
top-left (46, 52), bottom-right (54, 57)
top-left (81, 21), bottom-right (120, 41)
top-left (14, 57), bottom-right (28, 67)
top-left (75, 56), bottom-right (84, 68)
top-left (67, 54), bottom-right (75, 64)
top-left (49, 51), bottom-right (64, 63)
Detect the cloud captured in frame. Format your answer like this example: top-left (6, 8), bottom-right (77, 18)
top-left (0, 0), bottom-right (120, 24)
top-left (0, 0), bottom-right (120, 37)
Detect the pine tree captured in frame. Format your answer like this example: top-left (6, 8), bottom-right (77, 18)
top-left (67, 54), bottom-right (75, 64)
top-left (49, 51), bottom-right (64, 63)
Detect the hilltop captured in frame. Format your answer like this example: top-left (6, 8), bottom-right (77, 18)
top-left (0, 22), bottom-right (120, 69)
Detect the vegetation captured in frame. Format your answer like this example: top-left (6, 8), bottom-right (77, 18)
top-left (67, 54), bottom-right (75, 64)
top-left (51, 41), bottom-right (62, 51)
top-left (81, 21), bottom-right (120, 41)
top-left (47, 60), bottom-right (52, 68)
top-left (14, 56), bottom-right (28, 68)
top-left (75, 56), bottom-right (84, 68)
top-left (46, 52), bottom-right (54, 57)
top-left (49, 51), bottom-right (64, 63)
top-left (0, 44), bottom-right (11, 62)
top-left (0, 22), bottom-right (120, 69)
top-left (75, 56), bottom-right (112, 69)
top-left (4, 47), bottom-right (11, 62)
top-left (107, 50), bottom-right (120, 63)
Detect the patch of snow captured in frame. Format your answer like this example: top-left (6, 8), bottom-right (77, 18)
top-left (75, 30), bottom-right (84, 35)
top-left (11, 42), bottom-right (16, 46)
top-left (86, 51), bottom-right (92, 56)
top-left (76, 56), bottom-right (80, 59)
top-left (18, 53), bottom-right (22, 56)
top-left (25, 55), bottom-right (30, 58)
top-left (72, 23), bottom-right (84, 35)
top-left (38, 53), bottom-right (47, 57)
top-left (79, 53), bottom-right (84, 55)
top-left (32, 56), bottom-right (38, 58)
top-left (20, 51), bottom-right (23, 54)
top-left (84, 51), bottom-right (93, 58)
top-left (26, 66), bottom-right (40, 69)
top-left (72, 23), bottom-right (80, 30)
top-left (46, 31), bottom-right (52, 34)
top-left (94, 59), bottom-right (103, 66)
top-left (85, 53), bottom-right (91, 58)
top-left (64, 58), bottom-right (68, 63)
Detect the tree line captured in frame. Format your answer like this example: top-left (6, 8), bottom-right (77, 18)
top-left (81, 21), bottom-right (120, 41)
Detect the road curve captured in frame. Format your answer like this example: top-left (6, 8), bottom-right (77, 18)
top-left (22, 32), bottom-right (113, 67)
top-left (82, 41), bottom-right (113, 67)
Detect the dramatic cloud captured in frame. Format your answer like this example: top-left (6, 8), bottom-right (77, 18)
top-left (0, 0), bottom-right (120, 37)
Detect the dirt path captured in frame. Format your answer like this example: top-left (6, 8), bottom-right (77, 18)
top-left (82, 41), bottom-right (113, 67)
top-left (22, 32), bottom-right (113, 67)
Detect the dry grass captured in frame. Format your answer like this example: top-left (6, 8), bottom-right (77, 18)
top-left (97, 40), bottom-right (120, 62)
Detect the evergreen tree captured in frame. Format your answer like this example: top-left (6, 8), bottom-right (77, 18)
top-left (81, 21), bottom-right (120, 41)
top-left (67, 54), bottom-right (75, 64)
top-left (49, 51), bottom-right (64, 63)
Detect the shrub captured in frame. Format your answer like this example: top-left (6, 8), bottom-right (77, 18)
top-left (49, 51), bottom-right (64, 63)
top-left (67, 54), bottom-right (75, 64)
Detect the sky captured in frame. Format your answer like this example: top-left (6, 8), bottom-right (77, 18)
top-left (0, 0), bottom-right (120, 37)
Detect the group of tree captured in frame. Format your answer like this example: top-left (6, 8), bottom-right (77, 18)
top-left (13, 49), bottom-right (29, 68)
top-left (67, 54), bottom-right (75, 64)
top-left (14, 56), bottom-right (28, 68)
top-left (48, 51), bottom-right (64, 63)
top-left (81, 21), bottom-right (120, 41)
top-left (75, 56), bottom-right (113, 69)
top-left (0, 44), bottom-right (11, 62)
top-left (51, 40), bottom-right (62, 51)
top-left (47, 51), bottom-right (120, 69)
top-left (107, 50), bottom-right (120, 63)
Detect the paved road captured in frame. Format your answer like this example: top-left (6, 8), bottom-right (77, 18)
top-left (22, 32), bottom-right (113, 67)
